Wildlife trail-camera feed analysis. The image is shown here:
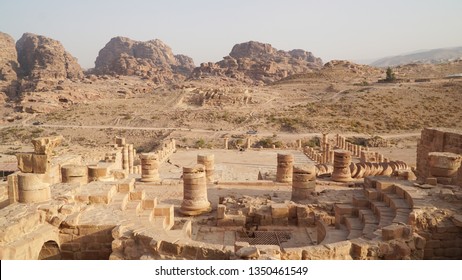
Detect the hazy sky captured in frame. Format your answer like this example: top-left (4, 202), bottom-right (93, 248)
top-left (1, 0), bottom-right (461, 68)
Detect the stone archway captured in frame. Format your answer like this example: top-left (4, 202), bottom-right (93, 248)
top-left (38, 241), bottom-right (61, 260)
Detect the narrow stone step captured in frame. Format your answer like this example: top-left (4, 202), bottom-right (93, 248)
top-left (125, 201), bottom-right (141, 215)
top-left (347, 229), bottom-right (363, 240)
top-left (371, 201), bottom-right (387, 214)
top-left (383, 193), bottom-right (400, 207)
top-left (390, 198), bottom-right (411, 210)
top-left (345, 217), bottom-right (363, 231)
top-left (362, 223), bottom-right (379, 240)
top-left (393, 209), bottom-right (411, 224)
top-left (363, 188), bottom-right (378, 201)
top-left (352, 194), bottom-right (369, 208)
top-left (358, 209), bottom-right (378, 224)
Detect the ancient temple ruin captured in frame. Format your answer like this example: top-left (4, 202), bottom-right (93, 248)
top-left (0, 128), bottom-right (461, 260)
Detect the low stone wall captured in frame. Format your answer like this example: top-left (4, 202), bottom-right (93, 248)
top-left (60, 225), bottom-right (114, 260)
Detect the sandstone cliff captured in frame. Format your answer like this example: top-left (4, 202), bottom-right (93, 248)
top-left (191, 41), bottom-right (323, 85)
top-left (94, 37), bottom-right (195, 83)
top-left (0, 32), bottom-right (19, 100)
top-left (16, 33), bottom-right (83, 81)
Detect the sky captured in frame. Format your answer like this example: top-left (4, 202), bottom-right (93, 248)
top-left (1, 0), bottom-right (462, 69)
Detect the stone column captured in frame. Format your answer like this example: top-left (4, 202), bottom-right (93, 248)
top-left (276, 153), bottom-right (294, 183)
top-left (428, 152), bottom-right (462, 184)
top-left (291, 164), bottom-right (316, 201)
top-left (325, 143), bottom-right (331, 164)
top-left (140, 153), bottom-right (160, 182)
top-left (224, 138), bottom-right (229, 150)
top-left (128, 144), bottom-right (134, 174)
top-left (297, 139), bottom-right (302, 149)
top-left (61, 164), bottom-right (88, 185)
top-left (322, 133), bottom-right (328, 149)
top-left (329, 150), bottom-right (335, 164)
top-left (122, 144), bottom-right (129, 172)
top-left (246, 138), bottom-right (252, 149)
top-left (180, 164), bottom-right (211, 216)
top-left (332, 150), bottom-right (352, 182)
top-left (197, 154), bottom-right (214, 183)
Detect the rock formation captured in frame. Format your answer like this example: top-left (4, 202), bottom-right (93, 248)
top-left (0, 32), bottom-right (19, 99)
top-left (16, 33), bottom-right (83, 81)
top-left (191, 41), bottom-right (323, 85)
top-left (94, 37), bottom-right (195, 83)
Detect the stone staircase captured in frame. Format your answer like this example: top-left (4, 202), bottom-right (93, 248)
top-left (333, 177), bottom-right (425, 241)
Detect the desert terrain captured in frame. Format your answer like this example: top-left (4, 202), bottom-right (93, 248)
top-left (1, 32), bottom-right (462, 261)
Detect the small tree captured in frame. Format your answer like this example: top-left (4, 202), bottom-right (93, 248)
top-left (385, 67), bottom-right (396, 82)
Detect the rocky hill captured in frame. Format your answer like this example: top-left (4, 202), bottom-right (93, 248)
top-left (0, 32), bottom-right (19, 101)
top-left (190, 41), bottom-right (323, 85)
top-left (94, 37), bottom-right (195, 83)
top-left (16, 33), bottom-right (83, 81)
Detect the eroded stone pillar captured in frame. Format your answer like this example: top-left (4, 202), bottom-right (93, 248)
top-left (197, 154), bottom-right (214, 183)
top-left (224, 138), bottom-right (229, 150)
top-left (276, 153), bottom-right (294, 183)
top-left (291, 164), bottom-right (316, 201)
top-left (332, 150), bottom-right (352, 182)
top-left (180, 164), bottom-right (211, 216)
top-left (140, 153), bottom-right (160, 182)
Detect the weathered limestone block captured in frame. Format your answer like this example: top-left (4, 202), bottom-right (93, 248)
top-left (180, 164), bottom-right (211, 216)
top-left (428, 152), bottom-right (461, 184)
top-left (87, 165), bottom-right (109, 182)
top-left (31, 135), bottom-right (63, 155)
top-left (16, 153), bottom-right (33, 173)
top-left (271, 203), bottom-right (289, 219)
top-left (217, 204), bottom-right (226, 219)
top-left (153, 204), bottom-right (174, 230)
top-left (32, 154), bottom-right (50, 174)
top-left (17, 173), bottom-right (51, 203)
top-left (276, 153), bottom-right (294, 183)
top-left (17, 173), bottom-right (48, 191)
top-left (61, 164), bottom-right (88, 184)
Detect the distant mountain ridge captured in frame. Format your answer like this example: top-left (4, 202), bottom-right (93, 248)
top-left (371, 46), bottom-right (462, 67)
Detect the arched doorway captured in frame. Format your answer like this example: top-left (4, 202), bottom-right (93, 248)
top-left (38, 241), bottom-right (61, 260)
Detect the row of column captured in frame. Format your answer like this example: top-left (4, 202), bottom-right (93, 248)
top-left (304, 146), bottom-right (334, 165)
top-left (335, 134), bottom-right (364, 157)
top-left (115, 137), bottom-right (137, 174)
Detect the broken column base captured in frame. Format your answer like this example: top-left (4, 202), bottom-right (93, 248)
top-left (179, 202), bottom-right (212, 216)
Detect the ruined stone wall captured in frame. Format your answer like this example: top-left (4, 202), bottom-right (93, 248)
top-left (59, 225), bottom-right (114, 260)
top-left (416, 128), bottom-right (462, 183)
